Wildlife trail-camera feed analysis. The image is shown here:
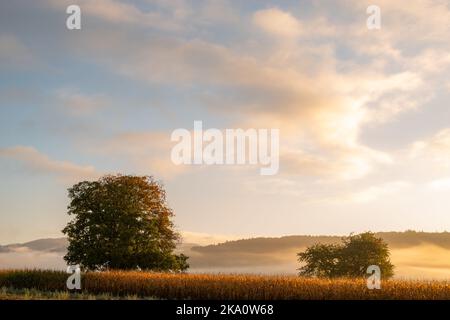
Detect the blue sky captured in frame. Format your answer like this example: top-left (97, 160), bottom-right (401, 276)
top-left (1, 0), bottom-right (450, 244)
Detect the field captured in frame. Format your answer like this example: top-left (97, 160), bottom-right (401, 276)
top-left (1, 270), bottom-right (450, 300)
top-left (0, 286), bottom-right (152, 300)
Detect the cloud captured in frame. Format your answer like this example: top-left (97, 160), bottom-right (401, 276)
top-left (409, 128), bottom-right (450, 163)
top-left (377, 0), bottom-right (450, 43)
top-left (410, 49), bottom-right (450, 74)
top-left (365, 94), bottom-right (423, 124)
top-left (252, 8), bottom-right (335, 41)
top-left (280, 146), bottom-right (392, 181)
top-left (252, 8), bottom-right (302, 38)
top-left (0, 146), bottom-right (100, 183)
top-left (98, 132), bottom-right (187, 179)
top-left (68, 22), bottom-right (425, 181)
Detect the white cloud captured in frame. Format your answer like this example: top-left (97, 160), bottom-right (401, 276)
top-left (0, 146), bottom-right (100, 183)
top-left (410, 128), bottom-right (450, 163)
top-left (252, 8), bottom-right (302, 38)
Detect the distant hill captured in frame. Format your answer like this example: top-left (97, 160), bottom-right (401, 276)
top-left (3, 231), bottom-right (450, 278)
top-left (4, 231), bottom-right (450, 254)
top-left (192, 231), bottom-right (450, 254)
top-left (186, 231), bottom-right (450, 274)
top-left (1, 238), bottom-right (67, 253)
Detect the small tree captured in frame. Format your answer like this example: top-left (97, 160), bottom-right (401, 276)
top-left (63, 174), bottom-right (188, 271)
top-left (296, 243), bottom-right (340, 278)
top-left (297, 232), bottom-right (394, 278)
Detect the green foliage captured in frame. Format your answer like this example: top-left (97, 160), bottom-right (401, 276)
top-left (62, 174), bottom-right (189, 272)
top-left (297, 232), bottom-right (394, 279)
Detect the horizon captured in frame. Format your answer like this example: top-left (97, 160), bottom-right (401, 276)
top-left (4, 229), bottom-right (450, 247)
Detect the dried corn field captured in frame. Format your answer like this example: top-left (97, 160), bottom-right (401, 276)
top-left (1, 270), bottom-right (450, 300)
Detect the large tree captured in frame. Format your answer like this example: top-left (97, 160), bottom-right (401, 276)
top-left (297, 232), bottom-right (394, 279)
top-left (63, 174), bottom-right (188, 271)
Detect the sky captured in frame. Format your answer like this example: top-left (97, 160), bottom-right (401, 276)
top-left (1, 0), bottom-right (450, 244)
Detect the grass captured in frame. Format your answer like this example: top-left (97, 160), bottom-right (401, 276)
top-left (1, 269), bottom-right (450, 300)
top-left (0, 286), bottom-right (146, 300)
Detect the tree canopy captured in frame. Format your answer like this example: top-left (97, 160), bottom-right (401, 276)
top-left (63, 174), bottom-right (188, 272)
top-left (297, 232), bottom-right (394, 279)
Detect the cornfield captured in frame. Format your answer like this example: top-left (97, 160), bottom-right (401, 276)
top-left (1, 269), bottom-right (450, 300)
